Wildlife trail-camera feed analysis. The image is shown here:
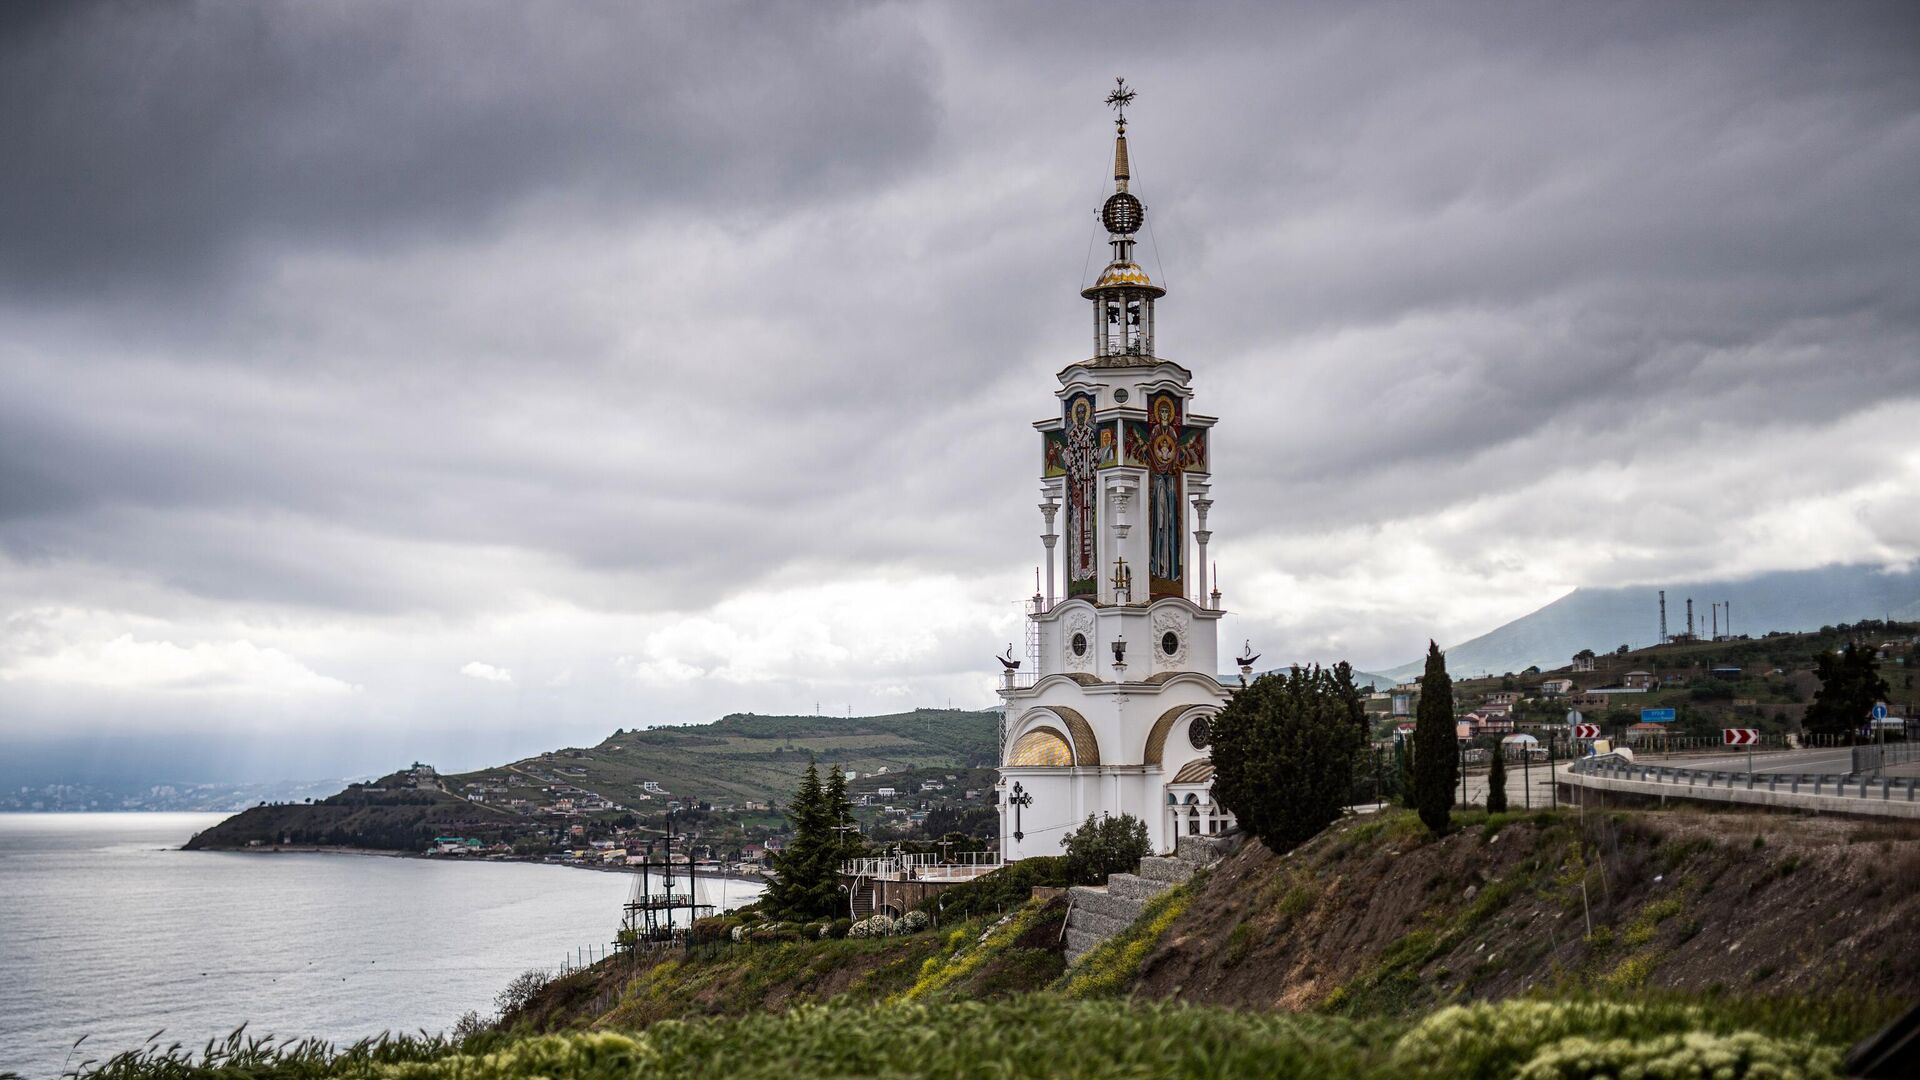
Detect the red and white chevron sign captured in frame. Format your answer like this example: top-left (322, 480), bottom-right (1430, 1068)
top-left (1723, 728), bottom-right (1759, 746)
top-left (1572, 723), bottom-right (1600, 739)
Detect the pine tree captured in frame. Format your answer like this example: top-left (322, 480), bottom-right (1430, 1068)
top-left (822, 765), bottom-right (860, 866)
top-left (1486, 741), bottom-right (1508, 813)
top-left (1412, 641), bottom-right (1457, 835)
top-left (764, 760), bottom-right (842, 920)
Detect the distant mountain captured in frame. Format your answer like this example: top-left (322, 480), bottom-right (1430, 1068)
top-left (1383, 563), bottom-right (1920, 681)
top-left (0, 776), bottom-right (366, 813)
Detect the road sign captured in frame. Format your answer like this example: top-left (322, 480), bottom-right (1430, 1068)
top-left (1723, 728), bottom-right (1759, 746)
top-left (1573, 723), bottom-right (1600, 739)
top-left (1640, 707), bottom-right (1677, 723)
top-left (1566, 709), bottom-right (1583, 726)
top-left (1873, 702), bottom-right (1889, 720)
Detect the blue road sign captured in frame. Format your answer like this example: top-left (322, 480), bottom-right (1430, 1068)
top-left (1872, 702), bottom-right (1889, 720)
top-left (1641, 707), bottom-right (1677, 723)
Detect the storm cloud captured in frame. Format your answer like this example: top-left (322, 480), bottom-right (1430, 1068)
top-left (2, 1), bottom-right (1917, 780)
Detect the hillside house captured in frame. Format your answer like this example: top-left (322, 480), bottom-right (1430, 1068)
top-left (1539, 677), bottom-right (1575, 696)
top-left (1622, 671), bottom-right (1656, 690)
top-left (1625, 722), bottom-right (1670, 744)
top-left (1572, 654), bottom-right (1597, 673)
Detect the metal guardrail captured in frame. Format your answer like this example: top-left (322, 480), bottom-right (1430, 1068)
top-left (1854, 741), bottom-right (1920, 774)
top-left (1569, 757), bottom-right (1920, 802)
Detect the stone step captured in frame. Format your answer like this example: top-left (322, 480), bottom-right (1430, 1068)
top-left (1069, 886), bottom-right (1145, 923)
top-left (1175, 833), bottom-right (1235, 867)
top-left (1064, 926), bottom-right (1109, 960)
top-left (1065, 907), bottom-right (1131, 939)
top-left (1107, 873), bottom-right (1172, 902)
top-left (1136, 855), bottom-right (1195, 883)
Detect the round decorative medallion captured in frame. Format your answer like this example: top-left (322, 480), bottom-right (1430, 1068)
top-left (1113, 388), bottom-right (1130, 403)
top-left (1148, 607), bottom-right (1188, 670)
top-left (1187, 716), bottom-right (1212, 750)
top-left (1071, 632), bottom-right (1088, 657)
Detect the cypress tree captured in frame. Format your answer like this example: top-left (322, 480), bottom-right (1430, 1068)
top-left (1395, 737), bottom-right (1416, 810)
top-left (1412, 641), bottom-right (1457, 835)
top-left (1486, 740), bottom-right (1508, 813)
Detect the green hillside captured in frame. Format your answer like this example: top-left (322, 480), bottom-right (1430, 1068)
top-left (188, 709), bottom-right (1000, 853)
top-left (463, 707), bottom-right (997, 810)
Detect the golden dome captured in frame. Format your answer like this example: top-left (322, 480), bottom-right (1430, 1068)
top-left (1082, 260), bottom-right (1165, 299)
top-left (1007, 727), bottom-right (1073, 767)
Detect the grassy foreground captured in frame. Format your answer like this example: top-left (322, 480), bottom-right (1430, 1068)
top-left (55, 995), bottom-right (1849, 1080)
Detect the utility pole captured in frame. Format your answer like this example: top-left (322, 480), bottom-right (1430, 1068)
top-left (1658, 590), bottom-right (1668, 645)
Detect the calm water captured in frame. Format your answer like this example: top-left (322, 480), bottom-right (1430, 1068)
top-left (0, 814), bottom-right (762, 1078)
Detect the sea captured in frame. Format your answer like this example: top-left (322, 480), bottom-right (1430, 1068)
top-left (0, 813), bottom-right (764, 1078)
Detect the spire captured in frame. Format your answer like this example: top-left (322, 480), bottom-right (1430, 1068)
top-left (1105, 77), bottom-right (1135, 193)
top-left (1086, 78), bottom-right (1159, 304)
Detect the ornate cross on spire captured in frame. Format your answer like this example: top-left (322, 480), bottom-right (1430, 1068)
top-left (1104, 77), bottom-right (1136, 130)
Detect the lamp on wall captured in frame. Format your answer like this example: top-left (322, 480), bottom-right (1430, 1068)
top-left (1111, 633), bottom-right (1128, 677)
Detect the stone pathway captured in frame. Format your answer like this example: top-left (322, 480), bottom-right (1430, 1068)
top-left (1064, 833), bottom-right (1235, 966)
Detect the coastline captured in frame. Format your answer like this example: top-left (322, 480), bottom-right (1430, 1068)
top-left (185, 843), bottom-right (771, 882)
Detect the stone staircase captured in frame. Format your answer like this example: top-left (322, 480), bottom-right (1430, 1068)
top-left (1063, 833), bottom-right (1235, 966)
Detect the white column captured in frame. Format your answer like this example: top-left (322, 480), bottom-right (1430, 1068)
top-left (1039, 496), bottom-right (1059, 610)
top-left (1190, 484), bottom-right (1212, 606)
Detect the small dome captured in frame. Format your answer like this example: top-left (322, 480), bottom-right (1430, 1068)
top-left (1082, 260), bottom-right (1165, 299)
top-left (1102, 191), bottom-right (1144, 234)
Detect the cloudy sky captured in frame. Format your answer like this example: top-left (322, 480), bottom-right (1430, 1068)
top-left (3, 2), bottom-right (1917, 783)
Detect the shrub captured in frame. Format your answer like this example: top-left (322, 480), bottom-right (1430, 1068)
top-left (899, 910), bottom-right (931, 933)
top-left (827, 918), bottom-right (852, 940)
top-left (688, 916), bottom-right (734, 946)
top-left (1060, 814), bottom-right (1150, 884)
top-left (493, 968), bottom-right (553, 1019)
top-left (1387, 998), bottom-right (1843, 1080)
top-left (1513, 1031), bottom-right (1838, 1079)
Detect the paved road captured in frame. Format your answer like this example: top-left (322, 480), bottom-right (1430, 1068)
top-left (1656, 747), bottom-right (1854, 775)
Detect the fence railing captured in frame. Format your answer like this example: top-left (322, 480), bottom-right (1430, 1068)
top-left (1569, 757), bottom-right (1920, 803)
top-left (1853, 741), bottom-right (1920, 774)
top-left (841, 851), bottom-right (1002, 881)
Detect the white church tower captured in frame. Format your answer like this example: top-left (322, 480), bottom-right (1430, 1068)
top-left (998, 83), bottom-right (1239, 860)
